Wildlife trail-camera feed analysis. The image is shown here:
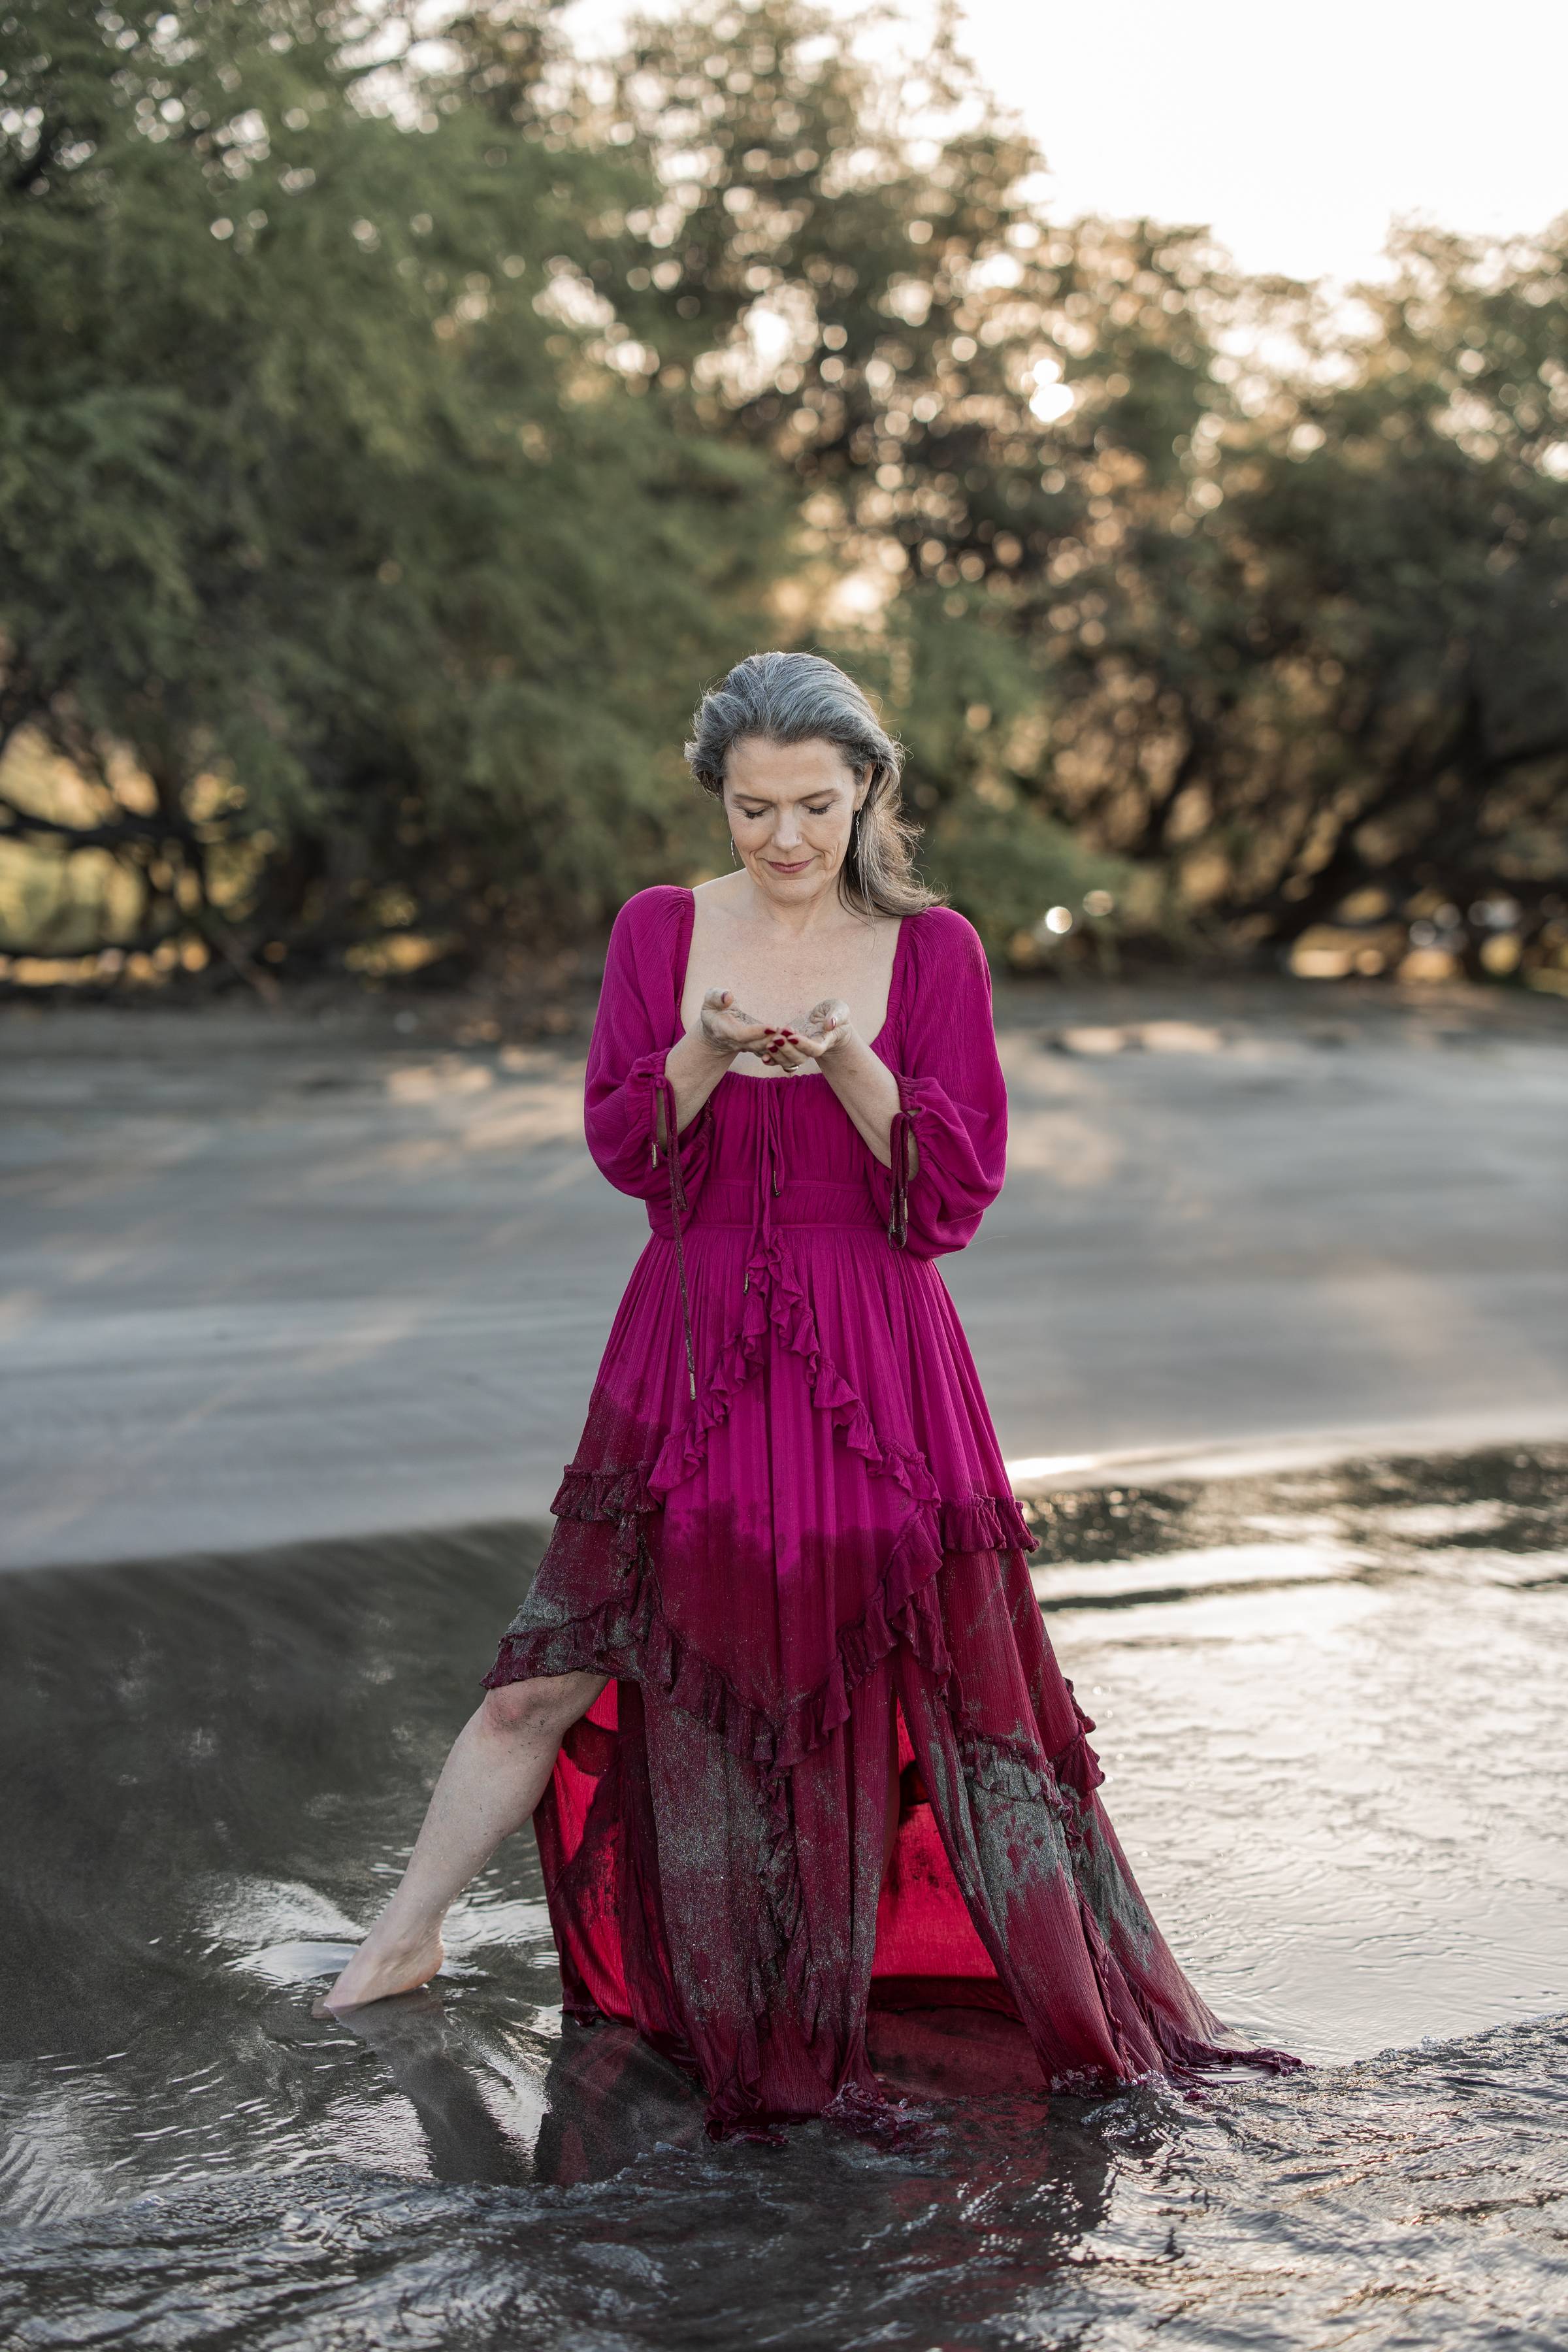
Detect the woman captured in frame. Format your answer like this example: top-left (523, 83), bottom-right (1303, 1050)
top-left (327, 651), bottom-right (1292, 2134)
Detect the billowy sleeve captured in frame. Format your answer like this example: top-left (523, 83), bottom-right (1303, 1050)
top-left (865, 908), bottom-right (1007, 1258)
top-left (583, 890), bottom-right (713, 1208)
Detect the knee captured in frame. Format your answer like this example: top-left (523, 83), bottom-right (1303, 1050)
top-left (480, 1674), bottom-right (593, 1742)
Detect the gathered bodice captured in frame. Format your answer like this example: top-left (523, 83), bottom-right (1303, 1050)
top-left (663, 1075), bottom-right (888, 1239)
top-left (587, 885), bottom-right (1010, 1267)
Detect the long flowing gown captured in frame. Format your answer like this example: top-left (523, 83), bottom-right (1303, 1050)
top-left (487, 885), bottom-right (1294, 2135)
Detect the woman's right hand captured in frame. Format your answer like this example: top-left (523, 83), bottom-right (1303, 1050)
top-left (697, 987), bottom-right (778, 1062)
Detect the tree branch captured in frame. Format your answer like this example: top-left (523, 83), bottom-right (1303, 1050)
top-left (0, 795), bottom-right (168, 850)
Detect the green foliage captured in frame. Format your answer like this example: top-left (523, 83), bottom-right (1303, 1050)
top-left (943, 216), bottom-right (1568, 958)
top-left (0, 0), bottom-right (785, 970)
top-left (3, 0), bottom-right (1566, 986)
top-left (919, 794), bottom-right (1130, 960)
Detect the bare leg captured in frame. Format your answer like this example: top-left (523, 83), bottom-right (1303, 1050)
top-left (325, 1670), bottom-right (606, 2009)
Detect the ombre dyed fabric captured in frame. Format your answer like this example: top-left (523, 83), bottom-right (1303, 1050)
top-left (487, 886), bottom-right (1292, 2134)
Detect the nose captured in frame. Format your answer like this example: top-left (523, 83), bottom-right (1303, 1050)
top-left (774, 808), bottom-right (803, 849)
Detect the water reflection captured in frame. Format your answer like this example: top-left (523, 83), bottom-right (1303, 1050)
top-left (330, 1993), bottom-right (544, 2187)
top-left (1, 1446), bottom-right (1565, 2347)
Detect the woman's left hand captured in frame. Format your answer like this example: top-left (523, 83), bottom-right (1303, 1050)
top-left (761, 999), bottom-right (851, 1072)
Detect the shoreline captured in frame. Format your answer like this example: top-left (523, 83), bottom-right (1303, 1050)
top-left (5, 975), bottom-right (1566, 1574)
top-left (10, 1423), bottom-right (1564, 1589)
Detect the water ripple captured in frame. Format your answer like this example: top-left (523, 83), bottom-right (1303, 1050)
top-left (3, 1443), bottom-right (1566, 2345)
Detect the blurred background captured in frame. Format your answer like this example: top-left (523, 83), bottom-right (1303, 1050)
top-left (3, 0), bottom-right (1567, 1003)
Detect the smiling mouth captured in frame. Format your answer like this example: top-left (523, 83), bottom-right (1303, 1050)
top-left (766, 857), bottom-right (813, 873)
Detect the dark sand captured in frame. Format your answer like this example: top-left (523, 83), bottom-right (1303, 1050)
top-left (3, 974), bottom-right (1565, 1569)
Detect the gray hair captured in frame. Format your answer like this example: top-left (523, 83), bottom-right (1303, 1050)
top-left (685, 651), bottom-right (939, 921)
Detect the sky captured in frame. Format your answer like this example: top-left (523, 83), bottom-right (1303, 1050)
top-left (561, 0), bottom-right (1568, 288)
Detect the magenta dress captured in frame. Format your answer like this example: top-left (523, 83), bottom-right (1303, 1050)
top-left (487, 885), bottom-right (1292, 2134)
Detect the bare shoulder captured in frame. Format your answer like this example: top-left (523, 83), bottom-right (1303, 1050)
top-left (687, 874), bottom-right (751, 964)
top-left (690, 872), bottom-right (749, 919)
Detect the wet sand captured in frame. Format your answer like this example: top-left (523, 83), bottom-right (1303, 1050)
top-left (2, 1445), bottom-right (1565, 2347)
top-left (3, 976), bottom-right (1566, 1570)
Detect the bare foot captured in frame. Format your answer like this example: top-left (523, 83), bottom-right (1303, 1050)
top-left (323, 1921), bottom-right (444, 2010)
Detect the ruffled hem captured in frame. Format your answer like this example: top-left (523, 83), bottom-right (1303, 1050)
top-left (494, 1466), bottom-right (1302, 2099)
top-left (487, 1471), bottom-right (1038, 2036)
top-left (1122, 1989), bottom-right (1303, 2084)
top-left (505, 1159), bottom-right (1041, 2036)
top-left (552, 1462), bottom-right (659, 1520)
top-left (488, 1478), bottom-right (1032, 1778)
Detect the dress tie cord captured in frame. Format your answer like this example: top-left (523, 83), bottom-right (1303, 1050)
top-left (760, 1084), bottom-right (785, 1212)
top-left (659, 1074), bottom-right (910, 1408)
top-left (887, 1105), bottom-right (915, 1248)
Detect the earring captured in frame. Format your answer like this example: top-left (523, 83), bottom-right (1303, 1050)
top-left (730, 834), bottom-right (740, 866)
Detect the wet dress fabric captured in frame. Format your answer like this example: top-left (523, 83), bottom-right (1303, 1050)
top-left (487, 885), bottom-right (1292, 2134)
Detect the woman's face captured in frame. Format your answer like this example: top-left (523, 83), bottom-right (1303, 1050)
top-left (723, 736), bottom-right (864, 905)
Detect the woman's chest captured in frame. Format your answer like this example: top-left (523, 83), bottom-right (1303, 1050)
top-left (679, 913), bottom-right (900, 1045)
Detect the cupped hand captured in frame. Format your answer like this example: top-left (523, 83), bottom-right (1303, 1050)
top-left (762, 998), bottom-right (852, 1073)
top-left (697, 987), bottom-right (776, 1060)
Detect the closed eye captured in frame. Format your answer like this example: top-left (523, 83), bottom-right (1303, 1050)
top-left (736, 800), bottom-right (838, 819)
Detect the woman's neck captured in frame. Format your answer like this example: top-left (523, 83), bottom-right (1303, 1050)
top-left (719, 872), bottom-right (864, 938)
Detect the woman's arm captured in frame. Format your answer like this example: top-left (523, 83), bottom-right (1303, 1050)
top-left (818, 1022), bottom-right (902, 1166)
top-left (665, 989), bottom-right (776, 1130)
top-left (766, 1003), bottom-right (901, 1164)
top-left (583, 895), bottom-right (724, 1200)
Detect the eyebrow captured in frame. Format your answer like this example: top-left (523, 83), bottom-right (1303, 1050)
top-left (734, 787), bottom-right (841, 804)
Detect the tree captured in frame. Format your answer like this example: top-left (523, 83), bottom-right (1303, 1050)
top-left (1212, 226), bottom-right (1568, 954)
top-left (576, 2), bottom-right (1568, 969)
top-left (975, 218), bottom-right (1568, 967)
top-left (564, 0), bottom-right (1147, 937)
top-left (6, 0), bottom-right (1565, 985)
top-left (0, 0), bottom-right (785, 975)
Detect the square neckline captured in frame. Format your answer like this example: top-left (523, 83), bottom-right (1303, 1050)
top-left (671, 884), bottom-right (909, 1066)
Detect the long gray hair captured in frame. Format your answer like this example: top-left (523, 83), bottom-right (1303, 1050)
top-left (685, 651), bottom-right (939, 921)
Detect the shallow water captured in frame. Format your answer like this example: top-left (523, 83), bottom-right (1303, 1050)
top-left (3, 1447), bottom-right (1566, 2347)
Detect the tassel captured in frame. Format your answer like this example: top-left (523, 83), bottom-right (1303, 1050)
top-left (887, 1106), bottom-right (913, 1249)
